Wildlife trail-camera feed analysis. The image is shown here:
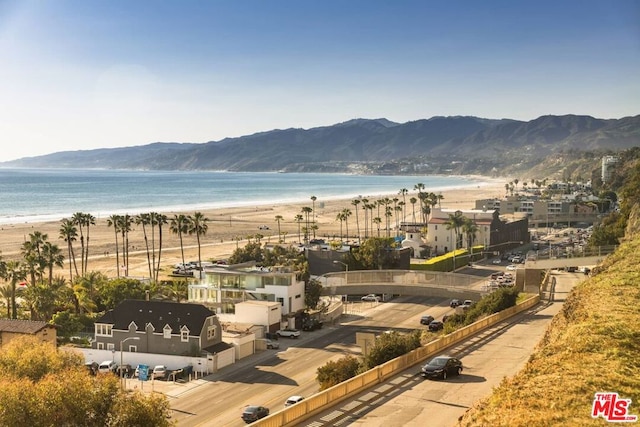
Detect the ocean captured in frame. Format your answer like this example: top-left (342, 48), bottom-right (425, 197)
top-left (0, 168), bottom-right (490, 225)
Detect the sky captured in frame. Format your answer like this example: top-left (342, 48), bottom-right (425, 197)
top-left (0, 1), bottom-right (638, 162)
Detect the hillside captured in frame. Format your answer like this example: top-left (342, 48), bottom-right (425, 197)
top-left (456, 209), bottom-right (640, 426)
top-left (2, 115), bottom-right (639, 178)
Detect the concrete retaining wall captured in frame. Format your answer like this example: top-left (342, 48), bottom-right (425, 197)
top-left (253, 295), bottom-right (541, 427)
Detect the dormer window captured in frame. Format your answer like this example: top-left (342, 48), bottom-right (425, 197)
top-left (181, 330), bottom-right (189, 342)
top-left (95, 324), bottom-right (112, 337)
top-left (163, 325), bottom-right (172, 339)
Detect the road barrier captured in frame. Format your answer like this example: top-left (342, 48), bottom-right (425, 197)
top-left (253, 294), bottom-right (541, 426)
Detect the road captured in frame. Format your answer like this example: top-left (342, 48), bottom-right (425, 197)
top-left (169, 295), bottom-right (454, 426)
top-left (300, 270), bottom-right (583, 426)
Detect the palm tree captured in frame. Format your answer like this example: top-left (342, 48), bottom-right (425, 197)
top-left (59, 218), bottom-right (79, 281)
top-left (83, 213), bottom-right (96, 273)
top-left (351, 199), bottom-right (361, 243)
top-left (462, 218), bottom-right (479, 249)
top-left (154, 213), bottom-right (168, 282)
top-left (106, 214), bottom-right (121, 277)
top-left (336, 211), bottom-right (344, 240)
top-left (3, 260), bottom-right (27, 319)
top-left (444, 211), bottom-right (466, 251)
top-left (135, 213), bottom-right (153, 279)
top-left (310, 196), bottom-right (317, 233)
top-left (188, 211), bottom-right (210, 271)
top-left (42, 242), bottom-right (64, 287)
top-left (294, 214), bottom-right (304, 243)
top-left (373, 217), bottom-right (382, 237)
top-left (119, 214), bottom-right (134, 275)
top-left (409, 197), bottom-right (417, 223)
top-left (170, 214), bottom-right (190, 271)
top-left (274, 215), bottom-right (283, 242)
top-left (301, 207), bottom-right (313, 243)
top-left (341, 208), bottom-right (352, 241)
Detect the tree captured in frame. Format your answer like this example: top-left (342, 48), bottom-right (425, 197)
top-left (301, 207), bottom-right (313, 243)
top-left (304, 278), bottom-right (323, 310)
top-left (2, 260), bottom-right (27, 319)
top-left (135, 213), bottom-right (153, 280)
top-left (316, 355), bottom-right (361, 390)
top-left (462, 217), bottom-right (479, 249)
top-left (188, 212), bottom-right (210, 270)
top-left (351, 237), bottom-right (397, 270)
top-left (351, 199), bottom-right (361, 243)
top-left (294, 214), bottom-right (304, 243)
top-left (170, 214), bottom-right (190, 271)
top-left (42, 242), bottom-right (64, 287)
top-left (409, 197), bottom-right (417, 223)
top-left (106, 214), bottom-right (122, 277)
top-left (154, 213), bottom-right (168, 282)
top-left (444, 211), bottom-right (466, 250)
top-left (59, 218), bottom-right (79, 282)
top-left (310, 195), bottom-right (317, 236)
top-left (274, 215), bottom-right (283, 242)
top-left (341, 208), bottom-right (352, 240)
top-left (0, 336), bottom-right (173, 426)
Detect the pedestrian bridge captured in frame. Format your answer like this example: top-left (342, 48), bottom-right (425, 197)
top-left (321, 270), bottom-right (486, 301)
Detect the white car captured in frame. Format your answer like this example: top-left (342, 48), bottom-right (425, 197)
top-left (276, 329), bottom-right (301, 338)
top-left (284, 395), bottom-right (305, 407)
top-left (361, 294), bottom-right (380, 302)
top-left (97, 360), bottom-right (117, 374)
top-left (506, 264), bottom-right (518, 271)
top-left (152, 365), bottom-right (168, 380)
top-left (265, 339), bottom-right (280, 349)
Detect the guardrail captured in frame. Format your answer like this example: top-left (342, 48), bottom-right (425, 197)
top-left (253, 294), bottom-right (541, 427)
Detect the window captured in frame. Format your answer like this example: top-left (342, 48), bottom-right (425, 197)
top-left (163, 325), bottom-right (172, 339)
top-left (107, 343), bottom-right (115, 351)
top-left (207, 325), bottom-right (217, 340)
top-left (181, 330), bottom-right (189, 342)
top-left (95, 324), bottom-right (113, 336)
top-left (97, 342), bottom-right (104, 350)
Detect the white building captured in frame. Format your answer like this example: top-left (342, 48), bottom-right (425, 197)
top-left (426, 207), bottom-right (496, 254)
top-left (188, 263), bottom-right (305, 323)
top-left (601, 155), bottom-right (619, 183)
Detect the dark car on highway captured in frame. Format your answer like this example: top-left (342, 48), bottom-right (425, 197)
top-left (420, 315), bottom-right (434, 325)
top-left (420, 355), bottom-right (463, 380)
top-left (241, 405), bottom-right (269, 423)
top-left (449, 299), bottom-right (461, 308)
top-left (428, 320), bottom-right (444, 331)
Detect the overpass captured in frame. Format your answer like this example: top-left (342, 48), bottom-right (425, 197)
top-left (320, 270), bottom-right (487, 301)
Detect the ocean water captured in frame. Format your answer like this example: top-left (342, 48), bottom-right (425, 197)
top-left (0, 168), bottom-right (489, 225)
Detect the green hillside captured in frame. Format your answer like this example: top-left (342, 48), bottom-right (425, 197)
top-left (456, 168), bottom-right (640, 426)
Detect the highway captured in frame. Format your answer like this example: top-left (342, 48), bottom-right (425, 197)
top-left (169, 295), bottom-right (454, 426)
top-left (300, 270), bottom-right (583, 426)
top-left (167, 268), bottom-right (584, 427)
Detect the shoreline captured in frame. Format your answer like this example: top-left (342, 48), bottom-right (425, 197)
top-left (0, 178), bottom-right (507, 278)
top-left (0, 173), bottom-right (505, 226)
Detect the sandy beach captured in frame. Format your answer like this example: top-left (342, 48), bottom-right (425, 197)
top-left (0, 179), bottom-right (506, 280)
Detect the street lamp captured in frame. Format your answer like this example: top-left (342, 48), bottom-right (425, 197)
top-left (120, 337), bottom-right (140, 389)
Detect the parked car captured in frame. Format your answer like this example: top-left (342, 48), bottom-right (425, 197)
top-left (152, 365), bottom-right (168, 380)
top-left (284, 395), bottom-right (305, 407)
top-left (97, 360), bottom-right (117, 374)
top-left (428, 320), bottom-right (444, 331)
top-left (241, 405), bottom-right (269, 423)
top-left (85, 361), bottom-right (99, 376)
top-left (265, 339), bottom-right (280, 349)
top-left (420, 355), bottom-right (463, 380)
top-left (276, 328), bottom-right (301, 338)
top-left (506, 264), bottom-right (518, 271)
top-left (302, 318), bottom-right (323, 331)
top-left (420, 315), bottom-right (435, 325)
top-left (449, 299), bottom-right (461, 308)
top-left (361, 294), bottom-right (380, 302)
top-left (491, 258), bottom-right (502, 265)
top-left (116, 364), bottom-right (133, 377)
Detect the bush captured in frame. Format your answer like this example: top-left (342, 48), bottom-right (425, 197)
top-left (316, 355), bottom-right (362, 390)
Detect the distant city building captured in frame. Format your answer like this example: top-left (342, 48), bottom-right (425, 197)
top-left (601, 155), bottom-right (619, 183)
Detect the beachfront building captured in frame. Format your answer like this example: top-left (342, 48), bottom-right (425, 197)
top-left (187, 262), bottom-right (305, 323)
top-left (0, 319), bottom-right (57, 349)
top-left (426, 207), bottom-right (497, 255)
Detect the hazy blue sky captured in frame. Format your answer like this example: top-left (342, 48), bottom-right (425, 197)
top-left (1, 0), bottom-right (638, 161)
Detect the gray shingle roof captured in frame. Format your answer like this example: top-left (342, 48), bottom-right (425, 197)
top-left (0, 319), bottom-right (53, 334)
top-left (96, 300), bottom-right (215, 334)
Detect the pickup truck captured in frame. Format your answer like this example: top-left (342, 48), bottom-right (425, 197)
top-left (276, 328), bottom-right (301, 338)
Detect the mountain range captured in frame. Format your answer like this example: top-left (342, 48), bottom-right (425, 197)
top-left (3, 114), bottom-right (639, 175)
